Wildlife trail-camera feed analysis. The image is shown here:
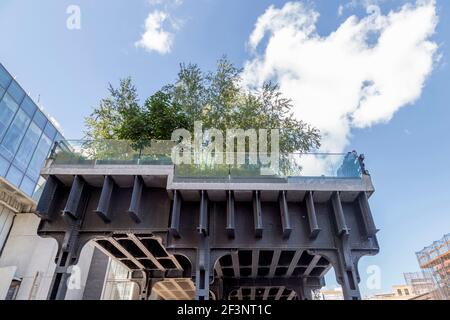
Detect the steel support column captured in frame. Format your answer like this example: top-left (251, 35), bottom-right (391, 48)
top-left (195, 191), bottom-right (211, 300)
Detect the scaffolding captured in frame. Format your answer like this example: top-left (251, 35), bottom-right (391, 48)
top-left (404, 271), bottom-right (435, 297)
top-left (416, 233), bottom-right (450, 300)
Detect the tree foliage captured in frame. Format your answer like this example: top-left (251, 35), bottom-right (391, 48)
top-left (85, 57), bottom-right (321, 153)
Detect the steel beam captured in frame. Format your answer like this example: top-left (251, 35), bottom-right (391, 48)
top-left (95, 175), bottom-right (115, 223)
top-left (268, 250), bottom-right (281, 277)
top-left (127, 234), bottom-right (165, 271)
top-left (226, 190), bottom-right (235, 239)
top-left (278, 191), bottom-right (292, 239)
top-left (231, 250), bottom-right (240, 278)
top-left (331, 192), bottom-right (349, 236)
top-left (128, 175), bottom-right (143, 223)
top-left (169, 190), bottom-right (182, 238)
top-left (108, 237), bottom-right (146, 270)
top-left (198, 190), bottom-right (209, 236)
top-left (195, 236), bottom-right (210, 300)
top-left (36, 175), bottom-right (59, 221)
top-left (305, 191), bottom-right (321, 238)
top-left (252, 190), bottom-right (263, 238)
top-left (275, 287), bottom-right (284, 300)
top-left (251, 249), bottom-right (259, 278)
top-left (303, 255), bottom-right (321, 277)
top-left (223, 277), bottom-right (318, 288)
top-left (62, 175), bottom-right (85, 219)
top-left (286, 250), bottom-right (303, 277)
top-left (358, 192), bottom-right (378, 236)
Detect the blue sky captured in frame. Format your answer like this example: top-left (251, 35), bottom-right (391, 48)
top-left (0, 0), bottom-right (449, 297)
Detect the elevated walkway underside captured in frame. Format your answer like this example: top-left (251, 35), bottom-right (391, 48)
top-left (35, 164), bottom-right (379, 300)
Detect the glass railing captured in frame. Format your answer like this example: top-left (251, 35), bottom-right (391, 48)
top-left (51, 140), bottom-right (173, 165)
top-left (49, 140), bottom-right (365, 179)
top-left (174, 152), bottom-right (363, 180)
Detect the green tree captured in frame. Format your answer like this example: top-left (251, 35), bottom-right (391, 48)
top-left (84, 77), bottom-right (140, 140)
top-left (169, 57), bottom-right (320, 154)
top-left (85, 57), bottom-right (321, 157)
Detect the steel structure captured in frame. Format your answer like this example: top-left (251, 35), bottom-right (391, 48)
top-left (404, 271), bottom-right (436, 297)
top-left (34, 141), bottom-right (379, 300)
top-left (416, 233), bottom-right (450, 299)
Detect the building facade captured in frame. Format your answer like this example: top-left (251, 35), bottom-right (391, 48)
top-left (0, 63), bottom-right (63, 198)
top-left (0, 62), bottom-right (90, 300)
top-left (0, 63), bottom-right (150, 301)
top-left (366, 284), bottom-right (415, 300)
top-left (404, 271), bottom-right (436, 297)
top-left (416, 233), bottom-right (450, 300)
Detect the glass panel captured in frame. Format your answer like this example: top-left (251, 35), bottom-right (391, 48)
top-left (20, 175), bottom-right (36, 196)
top-left (44, 121), bottom-right (56, 140)
top-left (0, 154), bottom-right (9, 176)
top-left (0, 64), bottom-right (12, 89)
top-left (20, 96), bottom-right (37, 118)
top-left (50, 140), bottom-right (364, 180)
top-left (27, 134), bottom-right (51, 179)
top-left (7, 80), bottom-right (25, 104)
top-left (0, 93), bottom-right (19, 139)
top-left (32, 176), bottom-right (46, 201)
top-left (0, 86), bottom-right (4, 98)
top-left (14, 122), bottom-right (42, 170)
top-left (33, 109), bottom-right (47, 130)
top-left (6, 165), bottom-right (23, 187)
top-left (1, 109), bottom-right (31, 159)
top-left (54, 133), bottom-right (64, 144)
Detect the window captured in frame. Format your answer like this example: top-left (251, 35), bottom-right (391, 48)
top-left (0, 86), bottom-right (4, 99)
top-left (0, 64), bottom-right (11, 89)
top-left (54, 133), bottom-right (64, 144)
top-left (1, 109), bottom-right (31, 159)
top-left (7, 80), bottom-right (25, 104)
top-left (20, 175), bottom-right (37, 196)
top-left (33, 110), bottom-right (47, 130)
top-left (26, 134), bottom-right (52, 179)
top-left (0, 93), bottom-right (19, 139)
top-left (404, 288), bottom-right (409, 296)
top-left (397, 289), bottom-right (403, 296)
top-left (20, 96), bottom-right (37, 118)
top-left (5, 280), bottom-right (21, 300)
top-left (6, 165), bottom-right (23, 187)
top-left (44, 121), bottom-right (56, 140)
top-left (0, 154), bottom-right (9, 176)
top-left (14, 122), bottom-right (42, 170)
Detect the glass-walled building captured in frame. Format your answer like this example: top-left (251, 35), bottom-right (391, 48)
top-left (0, 62), bottom-right (69, 301)
top-left (0, 63), bottom-right (63, 196)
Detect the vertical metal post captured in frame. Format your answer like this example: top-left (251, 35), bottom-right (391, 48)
top-left (95, 175), bottom-right (114, 222)
top-left (278, 191), bottom-right (292, 239)
top-left (128, 175), bottom-right (143, 223)
top-left (195, 236), bottom-right (210, 300)
top-left (305, 191), bottom-right (321, 238)
top-left (170, 190), bottom-right (182, 238)
top-left (226, 190), bottom-right (235, 238)
top-left (253, 190), bottom-right (263, 238)
top-left (48, 175), bottom-right (88, 300)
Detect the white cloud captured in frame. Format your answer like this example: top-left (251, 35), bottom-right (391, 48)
top-left (136, 0), bottom-right (184, 55)
top-left (136, 10), bottom-right (174, 54)
top-left (147, 0), bottom-right (183, 8)
top-left (243, 0), bottom-right (438, 152)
